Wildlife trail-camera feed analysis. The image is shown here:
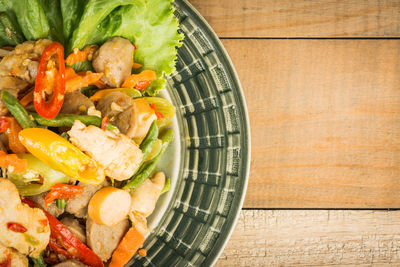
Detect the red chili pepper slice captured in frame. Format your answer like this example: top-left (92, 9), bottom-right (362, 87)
top-left (7, 222), bottom-right (27, 233)
top-left (150, 103), bottom-right (164, 120)
top-left (0, 255), bottom-right (11, 267)
top-left (135, 80), bottom-right (150, 91)
top-left (39, 219), bottom-right (48, 227)
top-left (101, 116), bottom-right (109, 130)
top-left (44, 184), bottom-right (84, 208)
top-left (22, 198), bottom-right (104, 267)
top-left (0, 117), bottom-right (9, 133)
top-left (34, 42), bottom-right (66, 119)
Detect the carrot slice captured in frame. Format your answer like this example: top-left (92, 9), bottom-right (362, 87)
top-left (19, 91), bottom-right (34, 107)
top-left (122, 70), bottom-right (156, 90)
top-left (66, 72), bottom-right (103, 92)
top-left (0, 151), bottom-right (28, 173)
top-left (109, 226), bottom-right (146, 267)
top-left (65, 46), bottom-right (98, 66)
top-left (65, 67), bottom-right (77, 80)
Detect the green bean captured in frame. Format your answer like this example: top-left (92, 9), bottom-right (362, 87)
top-left (123, 129), bottom-right (174, 191)
top-left (60, 132), bottom-right (70, 140)
top-left (1, 91), bottom-right (37, 129)
top-left (161, 178), bottom-right (170, 195)
top-left (0, 12), bottom-right (24, 45)
top-left (56, 198), bottom-right (66, 209)
top-left (30, 253), bottom-right (46, 267)
top-left (139, 121), bottom-right (159, 160)
top-left (32, 113), bottom-right (116, 130)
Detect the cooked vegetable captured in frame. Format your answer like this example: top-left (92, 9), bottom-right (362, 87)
top-left (0, 179), bottom-right (50, 258)
top-left (60, 0), bottom-right (86, 41)
top-left (56, 198), bottom-right (66, 210)
top-left (0, 116), bottom-right (7, 132)
top-left (100, 116), bottom-right (108, 130)
top-left (19, 128), bottom-right (105, 185)
top-left (66, 71), bottom-right (103, 92)
top-left (139, 121), bottom-right (158, 162)
top-left (89, 88), bottom-right (141, 101)
top-left (88, 187), bottom-right (131, 226)
top-left (86, 218), bottom-right (129, 262)
top-left (7, 222), bottom-right (27, 233)
top-left (38, 0), bottom-right (64, 44)
top-left (133, 98), bottom-right (157, 140)
top-left (1, 91), bottom-right (37, 129)
top-left (108, 225), bottom-right (146, 267)
top-left (32, 113), bottom-right (116, 130)
top-left (66, 45), bottom-right (97, 66)
top-left (22, 198), bottom-right (104, 267)
top-left (12, 0), bottom-right (50, 41)
top-left (96, 91), bottom-right (139, 137)
top-left (69, 0), bottom-right (183, 96)
top-left (44, 184), bottom-right (84, 208)
top-left (60, 216), bottom-right (86, 244)
top-left (30, 254), bottom-right (46, 267)
top-left (19, 91), bottom-right (34, 107)
top-left (6, 117), bottom-right (27, 154)
top-left (92, 37), bottom-right (134, 88)
top-left (122, 70), bottom-right (156, 90)
top-left (0, 151), bottom-right (27, 173)
top-left (0, 12), bottom-right (24, 45)
top-left (34, 41), bottom-right (66, 119)
top-left (7, 154), bottom-right (70, 196)
top-left (161, 178), bottom-right (170, 195)
top-left (65, 181), bottom-right (107, 219)
top-left (123, 129), bottom-right (173, 191)
top-left (144, 97), bottom-right (175, 129)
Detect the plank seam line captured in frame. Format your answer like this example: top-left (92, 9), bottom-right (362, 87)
top-left (242, 208), bottom-right (400, 211)
top-left (220, 37), bottom-right (400, 40)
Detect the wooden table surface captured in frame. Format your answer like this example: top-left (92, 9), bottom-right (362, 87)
top-left (189, 0), bottom-right (400, 265)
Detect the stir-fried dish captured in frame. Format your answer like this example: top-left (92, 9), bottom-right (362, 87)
top-left (0, 0), bottom-right (183, 266)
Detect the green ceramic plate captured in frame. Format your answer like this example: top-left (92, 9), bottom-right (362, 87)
top-left (129, 1), bottom-right (251, 266)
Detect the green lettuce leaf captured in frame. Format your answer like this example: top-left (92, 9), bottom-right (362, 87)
top-left (11, 0), bottom-right (50, 40)
top-left (69, 0), bottom-right (136, 50)
top-left (60, 0), bottom-right (87, 41)
top-left (38, 0), bottom-right (64, 44)
top-left (69, 0), bottom-right (183, 96)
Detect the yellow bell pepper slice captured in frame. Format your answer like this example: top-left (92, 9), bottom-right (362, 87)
top-left (19, 128), bottom-right (105, 185)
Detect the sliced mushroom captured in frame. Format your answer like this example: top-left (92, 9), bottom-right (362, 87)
top-left (60, 90), bottom-right (95, 115)
top-left (86, 218), bottom-right (129, 261)
top-left (60, 216), bottom-right (86, 243)
top-left (96, 91), bottom-right (138, 138)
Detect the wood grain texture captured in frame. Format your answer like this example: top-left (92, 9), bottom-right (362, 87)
top-left (221, 39), bottom-right (400, 208)
top-left (190, 0), bottom-right (400, 38)
top-left (216, 210), bottom-right (400, 266)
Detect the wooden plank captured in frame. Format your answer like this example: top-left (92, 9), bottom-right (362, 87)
top-left (190, 0), bottom-right (400, 38)
top-left (216, 210), bottom-right (400, 266)
top-left (221, 39), bottom-right (400, 208)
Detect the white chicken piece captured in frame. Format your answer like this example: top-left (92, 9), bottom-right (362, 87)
top-left (92, 37), bottom-right (134, 87)
top-left (0, 39), bottom-right (52, 83)
top-left (129, 172), bottom-right (165, 233)
top-left (0, 244), bottom-right (28, 267)
top-left (0, 178), bottom-right (50, 258)
top-left (68, 120), bottom-right (143, 181)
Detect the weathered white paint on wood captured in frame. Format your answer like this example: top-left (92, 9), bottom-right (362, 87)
top-left (216, 210), bottom-right (400, 266)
